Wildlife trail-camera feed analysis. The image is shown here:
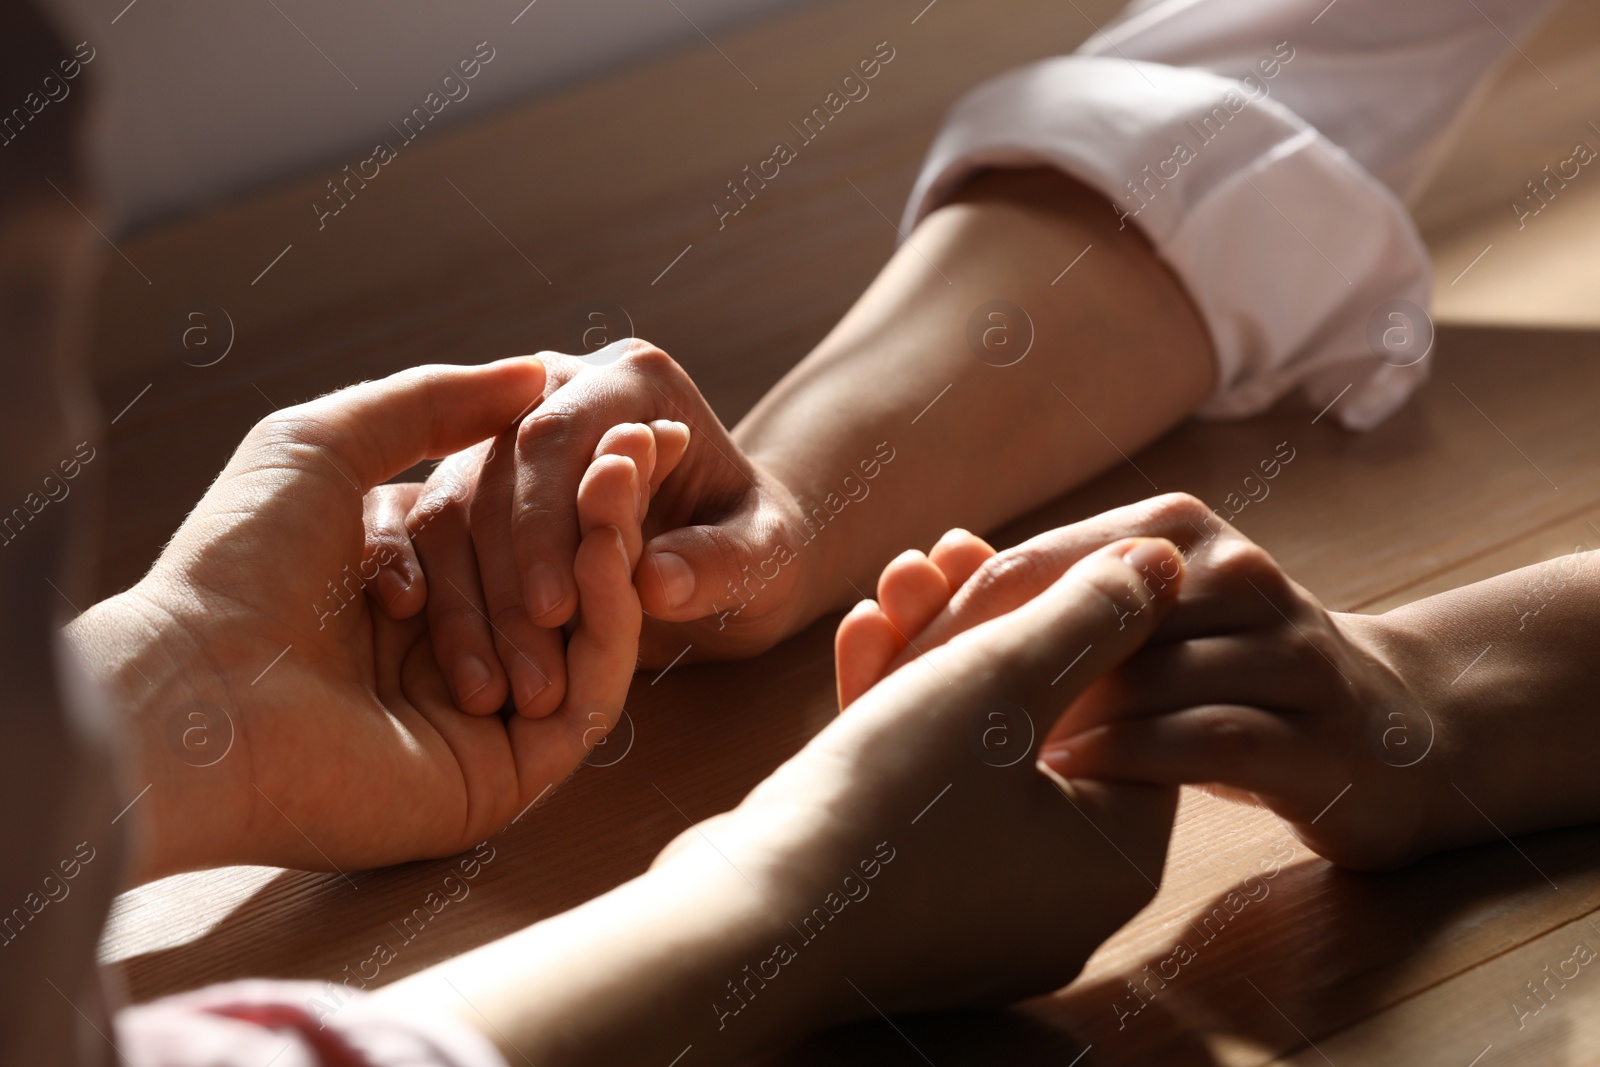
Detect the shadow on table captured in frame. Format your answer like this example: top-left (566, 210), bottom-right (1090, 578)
top-left (110, 615), bottom-right (845, 1001)
top-left (763, 820), bottom-right (1600, 1066)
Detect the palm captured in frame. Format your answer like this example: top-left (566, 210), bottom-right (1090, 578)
top-left (138, 362), bottom-right (589, 873)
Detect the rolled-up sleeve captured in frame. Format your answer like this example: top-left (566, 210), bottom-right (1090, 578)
top-left (902, 0), bottom-right (1561, 430)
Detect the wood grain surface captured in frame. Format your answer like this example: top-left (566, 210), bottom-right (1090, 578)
top-left (89, 0), bottom-right (1600, 1063)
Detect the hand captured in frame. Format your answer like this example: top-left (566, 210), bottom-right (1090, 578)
top-left (68, 359), bottom-right (658, 880)
top-left (661, 537), bottom-right (1186, 1018)
top-left (867, 494), bottom-right (1435, 870)
top-left (834, 527), bottom-right (1000, 709)
top-left (378, 506), bottom-right (1189, 1067)
top-left (370, 339), bottom-right (823, 720)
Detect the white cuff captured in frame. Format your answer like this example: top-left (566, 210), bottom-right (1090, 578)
top-left (902, 55), bottom-right (1433, 431)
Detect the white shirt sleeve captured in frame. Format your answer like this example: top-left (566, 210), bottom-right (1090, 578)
top-left (902, 0), bottom-right (1562, 430)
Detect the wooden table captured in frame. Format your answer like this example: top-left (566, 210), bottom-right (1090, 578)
top-left (92, 0), bottom-right (1600, 1062)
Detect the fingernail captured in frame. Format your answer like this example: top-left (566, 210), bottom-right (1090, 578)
top-left (1120, 538), bottom-right (1179, 578)
top-left (652, 551), bottom-right (694, 609)
top-left (1038, 744), bottom-right (1071, 771)
top-left (512, 663), bottom-right (548, 710)
top-left (612, 527), bottom-right (628, 566)
top-left (454, 655), bottom-right (492, 704)
top-left (375, 564), bottom-right (411, 608)
top-left (525, 563), bottom-right (565, 620)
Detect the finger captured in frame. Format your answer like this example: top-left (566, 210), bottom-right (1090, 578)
top-left (926, 528), bottom-right (996, 591)
top-left (1060, 632), bottom-right (1330, 739)
top-left (508, 524), bottom-right (640, 773)
top-left (637, 475), bottom-right (794, 623)
top-left (876, 550), bottom-right (952, 642)
top-left (1038, 703), bottom-right (1310, 803)
top-left (511, 344), bottom-right (687, 627)
top-left (567, 524), bottom-right (641, 732)
top-left (555, 435), bottom-right (652, 726)
top-left (474, 426), bottom-right (565, 717)
top-left (362, 482), bottom-right (426, 619)
top-left (577, 455), bottom-right (644, 576)
top-left (911, 494), bottom-right (1272, 654)
top-left (835, 599), bottom-right (905, 709)
top-left (589, 424), bottom-right (654, 532)
top-left (846, 532), bottom-right (990, 685)
top-left (647, 420), bottom-right (691, 496)
top-left (393, 629), bottom-right (527, 845)
top-left (409, 450), bottom-right (507, 716)
top-left (246, 357), bottom-right (546, 493)
top-left (926, 538), bottom-right (1186, 738)
top-left (928, 525), bottom-right (1184, 651)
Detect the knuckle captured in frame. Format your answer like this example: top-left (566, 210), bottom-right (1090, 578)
top-left (1194, 707), bottom-right (1263, 764)
top-left (490, 605), bottom-right (534, 639)
top-left (431, 594), bottom-right (488, 635)
top-left (963, 546), bottom-right (1054, 606)
top-left (247, 409), bottom-right (304, 448)
top-left (693, 527), bottom-right (750, 604)
top-left (365, 511), bottom-right (409, 551)
top-left (1147, 491), bottom-right (1211, 526)
top-left (616, 340), bottom-right (677, 378)
top-left (412, 488), bottom-right (470, 537)
top-left (1145, 491), bottom-right (1229, 549)
top-left (1156, 491), bottom-right (1208, 515)
top-left (509, 500), bottom-right (564, 544)
top-left (421, 465), bottom-right (472, 506)
top-left (1288, 621), bottom-right (1342, 673)
top-left (532, 351), bottom-right (585, 385)
top-left (516, 405), bottom-right (582, 450)
top-left (1212, 539), bottom-right (1284, 590)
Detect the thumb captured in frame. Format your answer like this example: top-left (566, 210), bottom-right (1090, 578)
top-left (240, 357), bottom-right (547, 493)
top-left (937, 537), bottom-right (1184, 741)
top-left (636, 501), bottom-right (795, 625)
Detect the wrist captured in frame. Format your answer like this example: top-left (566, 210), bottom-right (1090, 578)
top-left (64, 582), bottom-right (241, 882)
top-left (648, 835), bottom-right (860, 1046)
top-left (739, 436), bottom-right (901, 625)
top-left (1370, 565), bottom-right (1600, 854)
top-left (384, 829), bottom-right (852, 1065)
top-left (1342, 608), bottom-right (1472, 862)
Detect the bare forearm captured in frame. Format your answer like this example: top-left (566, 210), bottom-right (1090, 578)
top-left (1366, 550), bottom-right (1600, 848)
top-left (375, 853), bottom-right (845, 1066)
top-left (734, 169), bottom-right (1214, 616)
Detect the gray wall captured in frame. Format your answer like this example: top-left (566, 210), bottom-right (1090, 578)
top-left (45, 0), bottom-right (825, 231)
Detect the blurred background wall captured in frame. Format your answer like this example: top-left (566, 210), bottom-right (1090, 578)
top-left (45, 0), bottom-right (828, 231)
top-left (39, 0), bottom-right (1600, 325)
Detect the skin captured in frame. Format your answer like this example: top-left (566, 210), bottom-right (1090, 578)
top-left (865, 494), bottom-right (1600, 873)
top-left (50, 340), bottom-right (1183, 1061)
top-left (65, 360), bottom-right (683, 882)
top-left (17, 5), bottom-right (1595, 1055)
top-left (365, 418), bottom-right (691, 716)
top-left (387, 168), bottom-right (1217, 695)
top-left (5, 57), bottom-right (1184, 1055)
top-left (374, 539), bottom-right (1185, 1065)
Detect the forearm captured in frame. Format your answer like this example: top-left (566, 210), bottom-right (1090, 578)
top-left (1364, 550), bottom-right (1600, 848)
top-left (734, 169), bottom-right (1213, 616)
top-left (374, 849), bottom-right (847, 1066)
